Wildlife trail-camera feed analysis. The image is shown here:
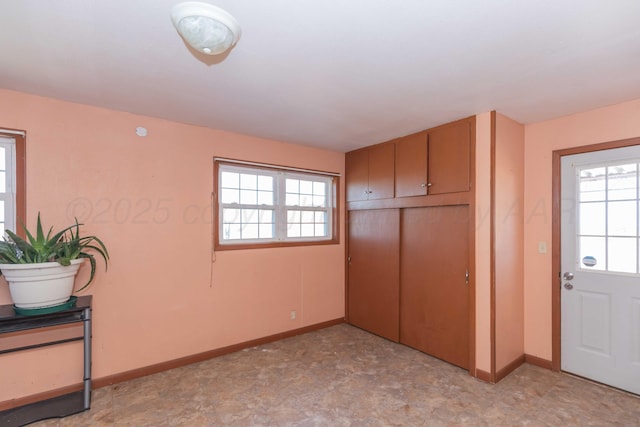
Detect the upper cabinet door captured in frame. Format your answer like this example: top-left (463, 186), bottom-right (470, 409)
top-left (395, 132), bottom-right (428, 197)
top-left (428, 121), bottom-right (471, 195)
top-left (346, 143), bottom-right (395, 202)
top-left (346, 149), bottom-right (369, 202)
top-left (368, 143), bottom-right (395, 200)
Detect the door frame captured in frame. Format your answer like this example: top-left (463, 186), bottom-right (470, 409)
top-left (551, 136), bottom-right (640, 371)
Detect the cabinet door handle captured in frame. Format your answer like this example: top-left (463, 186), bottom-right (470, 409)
top-left (427, 183), bottom-right (433, 187)
top-left (420, 183), bottom-right (427, 188)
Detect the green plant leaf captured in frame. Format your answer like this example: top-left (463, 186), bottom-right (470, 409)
top-left (0, 212), bottom-right (109, 291)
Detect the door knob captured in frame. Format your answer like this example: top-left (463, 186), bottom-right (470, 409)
top-left (563, 272), bottom-right (574, 281)
top-left (564, 283), bottom-right (573, 290)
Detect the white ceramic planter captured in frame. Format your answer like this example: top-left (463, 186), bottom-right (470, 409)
top-left (0, 259), bottom-right (84, 308)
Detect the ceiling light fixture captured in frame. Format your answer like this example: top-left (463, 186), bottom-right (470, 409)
top-left (171, 2), bottom-right (241, 55)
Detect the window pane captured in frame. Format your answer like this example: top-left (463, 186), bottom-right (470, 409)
top-left (0, 141), bottom-right (16, 233)
top-left (313, 196), bottom-right (326, 207)
top-left (221, 188), bottom-right (239, 204)
top-left (240, 189), bottom-right (257, 205)
top-left (286, 194), bottom-right (299, 206)
top-left (258, 175), bottom-right (273, 191)
top-left (288, 224), bottom-right (300, 237)
top-left (288, 210), bottom-right (300, 223)
top-left (242, 224), bottom-right (259, 239)
top-left (608, 201), bottom-right (637, 236)
top-left (300, 180), bottom-right (313, 195)
top-left (580, 167), bottom-right (606, 202)
top-left (313, 181), bottom-right (326, 196)
top-left (257, 190), bottom-right (273, 206)
top-left (315, 224), bottom-right (326, 236)
top-left (223, 224), bottom-right (241, 240)
top-left (299, 194), bottom-right (313, 207)
top-left (315, 211), bottom-right (326, 222)
top-left (301, 224), bottom-right (314, 237)
top-left (300, 211), bottom-right (314, 223)
top-left (579, 236), bottom-right (606, 271)
top-left (242, 209), bottom-right (258, 223)
top-left (221, 171), bottom-right (239, 188)
top-left (259, 210), bottom-right (273, 223)
top-left (608, 237), bottom-right (637, 273)
top-left (580, 202), bottom-right (606, 236)
top-left (223, 208), bottom-right (240, 223)
top-left (259, 224), bottom-right (273, 238)
top-left (286, 179), bottom-right (298, 193)
top-left (240, 174), bottom-right (257, 190)
top-left (608, 164), bottom-right (637, 201)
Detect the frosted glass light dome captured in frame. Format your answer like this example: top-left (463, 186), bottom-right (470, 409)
top-left (171, 2), bottom-right (241, 55)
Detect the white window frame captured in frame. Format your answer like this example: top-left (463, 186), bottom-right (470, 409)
top-left (216, 161), bottom-right (337, 248)
top-left (0, 136), bottom-right (16, 234)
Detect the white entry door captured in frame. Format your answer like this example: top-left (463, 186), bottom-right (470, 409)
top-left (561, 145), bottom-right (640, 395)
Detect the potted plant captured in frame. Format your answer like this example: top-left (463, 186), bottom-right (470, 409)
top-left (0, 213), bottom-right (109, 311)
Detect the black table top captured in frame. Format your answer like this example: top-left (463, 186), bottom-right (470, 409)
top-left (0, 295), bottom-right (92, 334)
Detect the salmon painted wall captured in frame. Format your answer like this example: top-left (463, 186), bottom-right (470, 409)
top-left (0, 89), bottom-right (346, 401)
top-left (475, 112), bottom-right (491, 373)
top-left (524, 98), bottom-right (640, 360)
top-left (494, 113), bottom-right (524, 371)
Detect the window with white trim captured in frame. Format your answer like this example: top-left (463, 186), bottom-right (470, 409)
top-left (216, 161), bottom-right (337, 248)
top-left (0, 136), bottom-right (16, 235)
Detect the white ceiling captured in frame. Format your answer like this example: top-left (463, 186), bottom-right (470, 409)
top-left (1, 1), bottom-right (640, 152)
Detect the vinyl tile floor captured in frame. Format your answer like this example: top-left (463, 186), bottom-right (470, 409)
top-left (32, 324), bottom-right (640, 426)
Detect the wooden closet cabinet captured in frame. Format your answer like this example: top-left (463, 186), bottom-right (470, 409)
top-left (394, 120), bottom-right (471, 197)
top-left (346, 115), bottom-right (476, 372)
top-left (345, 143), bottom-right (395, 202)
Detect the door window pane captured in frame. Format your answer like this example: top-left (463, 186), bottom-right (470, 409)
top-left (580, 167), bottom-right (606, 202)
top-left (579, 236), bottom-right (606, 271)
top-left (579, 202), bottom-right (606, 236)
top-left (608, 237), bottom-right (637, 273)
top-left (577, 161), bottom-right (640, 274)
top-left (608, 201), bottom-right (637, 236)
top-left (608, 164), bottom-right (637, 201)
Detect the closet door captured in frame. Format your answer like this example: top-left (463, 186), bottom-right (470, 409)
top-left (400, 205), bottom-right (470, 369)
top-left (347, 209), bottom-right (400, 342)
